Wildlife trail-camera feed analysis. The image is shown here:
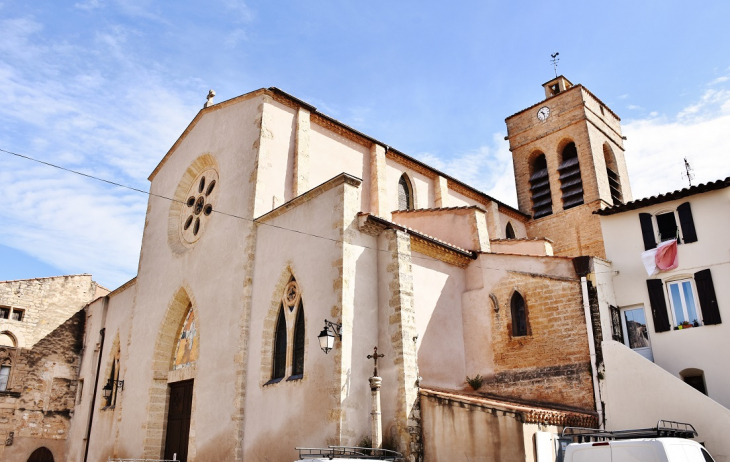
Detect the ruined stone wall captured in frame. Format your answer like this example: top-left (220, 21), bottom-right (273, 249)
top-left (0, 275), bottom-right (99, 347)
top-left (525, 200), bottom-right (606, 258)
top-left (486, 271), bottom-right (595, 411)
top-left (0, 309), bottom-right (86, 461)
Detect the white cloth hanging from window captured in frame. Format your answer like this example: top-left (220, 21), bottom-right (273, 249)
top-left (641, 239), bottom-right (678, 276)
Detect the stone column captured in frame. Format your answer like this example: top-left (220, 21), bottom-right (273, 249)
top-left (369, 376), bottom-right (383, 450)
top-left (370, 144), bottom-right (389, 220)
top-left (434, 176), bottom-right (449, 208)
top-left (293, 107), bottom-right (311, 196)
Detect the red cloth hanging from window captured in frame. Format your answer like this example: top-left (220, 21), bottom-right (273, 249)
top-left (655, 239), bottom-right (678, 271)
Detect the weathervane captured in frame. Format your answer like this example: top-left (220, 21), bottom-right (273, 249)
top-left (681, 157), bottom-right (695, 187)
top-left (551, 52), bottom-right (560, 78)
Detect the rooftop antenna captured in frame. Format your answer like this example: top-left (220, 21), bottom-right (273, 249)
top-left (551, 52), bottom-right (560, 78)
top-left (681, 157), bottom-right (695, 187)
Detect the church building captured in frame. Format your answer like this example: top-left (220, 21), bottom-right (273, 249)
top-left (11, 76), bottom-right (722, 462)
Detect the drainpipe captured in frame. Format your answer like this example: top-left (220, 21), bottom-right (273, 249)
top-left (84, 295), bottom-right (109, 462)
top-left (573, 256), bottom-right (603, 428)
top-left (580, 276), bottom-right (604, 428)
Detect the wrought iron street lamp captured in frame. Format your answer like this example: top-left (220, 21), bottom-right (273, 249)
top-left (318, 319), bottom-right (342, 354)
top-left (102, 379), bottom-right (124, 401)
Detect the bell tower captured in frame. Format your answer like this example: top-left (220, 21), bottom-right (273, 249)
top-left (504, 76), bottom-right (632, 258)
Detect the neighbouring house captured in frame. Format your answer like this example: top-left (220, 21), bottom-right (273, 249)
top-left (595, 178), bottom-right (730, 407)
top-left (0, 275), bottom-right (107, 461)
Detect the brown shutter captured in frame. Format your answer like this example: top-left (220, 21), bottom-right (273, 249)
top-left (646, 279), bottom-right (671, 332)
top-left (677, 202), bottom-right (698, 243)
top-left (639, 213), bottom-right (657, 250)
top-left (695, 269), bottom-right (722, 325)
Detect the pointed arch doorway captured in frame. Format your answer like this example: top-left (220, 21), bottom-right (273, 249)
top-left (164, 379), bottom-right (194, 462)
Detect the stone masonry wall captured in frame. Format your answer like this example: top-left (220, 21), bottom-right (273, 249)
top-left (525, 200), bottom-right (606, 258)
top-left (485, 271), bottom-right (595, 411)
top-left (0, 309), bottom-right (86, 461)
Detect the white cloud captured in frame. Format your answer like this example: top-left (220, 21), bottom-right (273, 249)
top-left (0, 15), bottom-right (202, 287)
top-left (623, 73), bottom-right (730, 200)
top-left (414, 133), bottom-right (518, 208)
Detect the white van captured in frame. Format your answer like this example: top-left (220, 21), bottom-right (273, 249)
top-left (564, 438), bottom-right (715, 462)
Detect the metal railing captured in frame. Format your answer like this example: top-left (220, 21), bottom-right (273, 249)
top-left (296, 445), bottom-right (403, 460)
top-left (562, 420), bottom-right (698, 442)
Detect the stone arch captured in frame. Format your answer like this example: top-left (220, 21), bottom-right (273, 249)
top-left (167, 153), bottom-right (220, 255)
top-left (528, 152), bottom-right (552, 219)
top-left (505, 222), bottom-right (516, 239)
top-left (142, 284), bottom-right (200, 459)
top-left (509, 290), bottom-right (530, 337)
top-left (397, 173), bottom-right (415, 211)
top-left (101, 332), bottom-right (122, 407)
top-left (0, 330), bottom-right (18, 392)
top-left (557, 139), bottom-right (584, 209)
top-left (0, 325), bottom-right (25, 348)
top-left (603, 142), bottom-right (623, 204)
top-left (261, 265), bottom-right (308, 384)
top-left (27, 447), bottom-right (54, 462)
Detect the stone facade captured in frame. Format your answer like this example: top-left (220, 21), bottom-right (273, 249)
top-left (0, 275), bottom-right (103, 462)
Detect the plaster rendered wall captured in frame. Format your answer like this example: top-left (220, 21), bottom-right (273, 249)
top-left (601, 340), bottom-right (730, 462)
top-left (501, 214), bottom-right (527, 239)
top-left (259, 99), bottom-right (297, 207)
top-left (72, 282), bottom-right (136, 462)
top-left (411, 254), bottom-right (466, 390)
top-left (308, 122), bottom-right (371, 211)
top-left (385, 159), bottom-right (434, 212)
top-left (243, 180), bottom-right (377, 461)
top-left (599, 188), bottom-right (730, 409)
top-left (420, 393), bottom-right (526, 462)
top-left (489, 239), bottom-right (553, 256)
top-left (87, 94), bottom-right (265, 461)
top-left (391, 208), bottom-right (485, 251)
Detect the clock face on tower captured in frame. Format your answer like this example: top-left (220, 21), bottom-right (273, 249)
top-left (537, 106), bottom-right (550, 121)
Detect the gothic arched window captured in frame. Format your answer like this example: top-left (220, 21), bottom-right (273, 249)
top-left (291, 303), bottom-right (305, 377)
top-left (529, 154), bottom-right (552, 218)
top-left (505, 222), bottom-right (516, 239)
top-left (272, 307), bottom-right (287, 380)
top-left (558, 142), bottom-right (584, 210)
top-left (603, 143), bottom-right (623, 205)
top-left (511, 292), bottom-right (528, 337)
top-left (0, 331), bottom-right (17, 392)
top-left (398, 174), bottom-right (414, 211)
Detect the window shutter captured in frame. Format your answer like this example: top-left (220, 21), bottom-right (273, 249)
top-left (639, 213), bottom-right (657, 250)
top-left (695, 269), bottom-right (722, 325)
top-left (646, 279), bottom-right (671, 332)
top-left (677, 202), bottom-right (698, 243)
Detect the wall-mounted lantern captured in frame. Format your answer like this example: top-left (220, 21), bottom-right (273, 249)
top-left (102, 379), bottom-right (124, 401)
top-left (318, 319), bottom-right (342, 354)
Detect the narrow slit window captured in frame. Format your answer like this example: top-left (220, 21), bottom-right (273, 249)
top-left (272, 307), bottom-right (287, 380)
top-left (511, 292), bottom-right (528, 337)
top-left (603, 143), bottom-right (623, 205)
top-left (397, 174), bottom-right (414, 211)
top-left (558, 142), bottom-right (584, 210)
top-left (529, 154), bottom-right (552, 219)
top-left (291, 303), bottom-right (305, 377)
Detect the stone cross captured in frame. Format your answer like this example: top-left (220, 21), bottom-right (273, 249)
top-left (204, 89), bottom-right (216, 108)
top-left (367, 346), bottom-right (384, 377)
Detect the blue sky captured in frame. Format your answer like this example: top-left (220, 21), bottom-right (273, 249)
top-left (1, 0), bottom-right (729, 288)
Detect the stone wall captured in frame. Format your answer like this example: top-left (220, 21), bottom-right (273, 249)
top-left (0, 309), bottom-right (86, 461)
top-left (525, 200), bottom-right (606, 258)
top-left (485, 271), bottom-right (595, 411)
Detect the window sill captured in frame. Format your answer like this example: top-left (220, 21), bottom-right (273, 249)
top-left (287, 374), bottom-right (303, 382)
top-left (674, 325), bottom-right (702, 330)
top-left (264, 377), bottom-right (283, 386)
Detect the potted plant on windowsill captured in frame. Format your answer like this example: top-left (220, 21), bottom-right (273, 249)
top-left (679, 321), bottom-right (693, 329)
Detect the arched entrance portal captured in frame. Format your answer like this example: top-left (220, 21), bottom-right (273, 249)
top-left (27, 447), bottom-right (54, 462)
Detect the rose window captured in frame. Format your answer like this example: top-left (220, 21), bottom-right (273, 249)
top-left (180, 168), bottom-right (219, 244)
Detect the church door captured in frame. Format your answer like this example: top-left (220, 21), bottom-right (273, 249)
top-left (27, 447), bottom-right (54, 462)
top-left (164, 380), bottom-right (193, 462)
